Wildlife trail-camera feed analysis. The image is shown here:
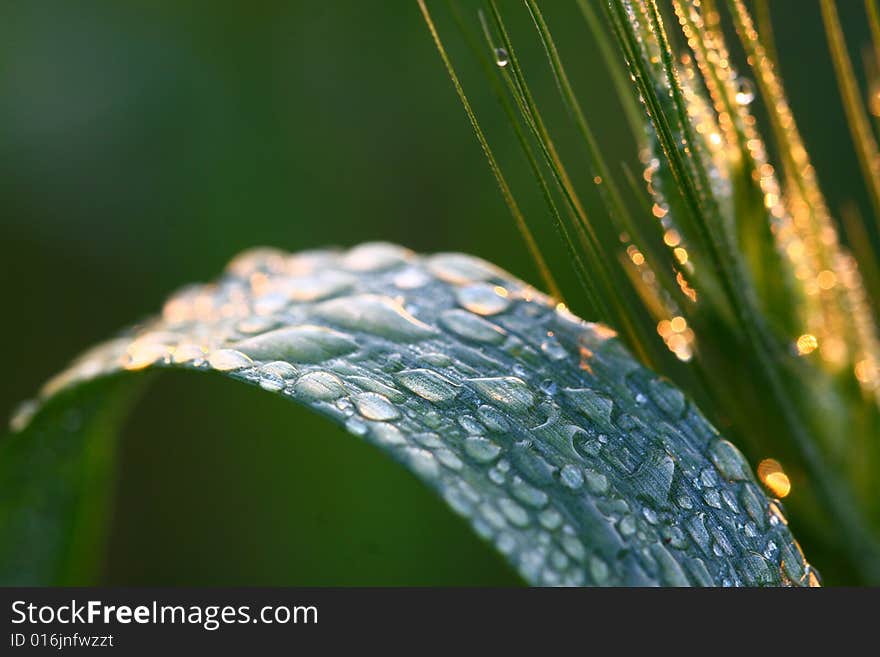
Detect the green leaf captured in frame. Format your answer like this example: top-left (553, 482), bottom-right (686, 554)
top-left (3, 242), bottom-right (817, 586)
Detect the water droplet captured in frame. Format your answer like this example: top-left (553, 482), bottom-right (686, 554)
top-left (259, 376), bottom-right (284, 392)
top-left (540, 335), bottom-right (569, 361)
top-left (369, 422), bottom-right (406, 445)
top-left (281, 270), bottom-right (355, 302)
top-left (345, 416), bottom-right (368, 436)
top-left (685, 513), bottom-right (711, 552)
top-left (703, 489), bottom-right (722, 509)
top-left (426, 252), bottom-right (499, 284)
top-left (476, 405), bottom-right (510, 432)
top-left (768, 500), bottom-right (788, 526)
top-left (735, 77), bottom-right (755, 105)
top-left (559, 464), bottom-right (584, 490)
top-left (259, 361), bottom-right (298, 379)
top-left (510, 476), bottom-right (549, 508)
top-left (550, 549), bottom-right (569, 571)
top-left (408, 447), bottom-right (440, 479)
top-left (709, 439), bottom-right (751, 481)
top-left (648, 378), bottom-right (686, 418)
top-left (468, 376), bottom-right (535, 413)
top-left (236, 316), bottom-right (279, 335)
top-left (539, 378), bottom-right (557, 395)
top-left (560, 533), bottom-right (586, 561)
top-left (634, 452), bottom-right (675, 506)
top-left (347, 376), bottom-right (406, 402)
top-left (676, 493), bottom-right (694, 510)
top-left (313, 294), bottom-right (436, 340)
top-left (618, 515), bottom-right (637, 537)
top-left (583, 468), bottom-right (609, 495)
top-left (207, 348), bottom-right (253, 371)
top-left (686, 558), bottom-right (714, 586)
top-left (495, 47), bottom-right (509, 68)
top-left (589, 556), bottom-right (611, 585)
top-left (293, 371), bottom-right (346, 400)
top-left (700, 466), bottom-right (718, 488)
top-left (779, 540), bottom-right (806, 582)
top-left (661, 525), bottom-right (688, 550)
top-left (435, 448), bottom-right (463, 471)
top-left (458, 414), bottom-right (485, 435)
top-left (392, 266), bottom-right (431, 289)
top-left (341, 242), bottom-right (412, 272)
top-left (538, 507), bottom-right (563, 530)
top-left (740, 483), bottom-right (768, 528)
top-left (413, 432), bottom-right (443, 448)
top-left (740, 554), bottom-right (774, 586)
top-left (464, 436), bottom-right (502, 463)
top-left (124, 341), bottom-right (171, 370)
top-left (235, 325), bottom-right (358, 363)
top-left (495, 533), bottom-right (517, 555)
top-left (455, 283), bottom-right (511, 316)
top-left (171, 343), bottom-right (206, 365)
top-left (394, 368), bottom-right (459, 403)
top-left (498, 497), bottom-right (530, 527)
top-left (571, 427), bottom-right (602, 459)
top-left (478, 503), bottom-right (507, 530)
top-left (440, 309), bottom-right (507, 344)
top-left (352, 392), bottom-right (400, 421)
top-left (564, 388), bottom-right (614, 426)
top-left (651, 544), bottom-right (690, 586)
top-left (418, 352), bottom-right (452, 368)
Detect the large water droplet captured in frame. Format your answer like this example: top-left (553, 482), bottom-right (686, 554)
top-left (293, 371), bottom-right (346, 401)
top-left (341, 242), bottom-right (412, 272)
top-left (426, 253), bottom-right (499, 285)
top-left (313, 294), bottom-right (436, 341)
top-left (207, 348), bottom-right (253, 371)
top-left (463, 436), bottom-right (502, 463)
top-left (455, 283), bottom-right (511, 316)
top-left (468, 376), bottom-right (535, 413)
top-left (281, 270), bottom-right (356, 302)
top-left (495, 47), bottom-right (509, 68)
top-left (235, 325), bottom-right (358, 363)
top-left (347, 376), bottom-right (406, 402)
top-left (439, 309), bottom-right (507, 344)
top-left (709, 439), bottom-right (751, 481)
top-left (564, 387), bottom-right (614, 426)
top-left (476, 404), bottom-right (510, 432)
top-left (394, 368), bottom-right (459, 403)
top-left (352, 391), bottom-right (400, 421)
top-left (651, 544), bottom-right (690, 586)
top-left (498, 497), bottom-right (530, 527)
top-left (259, 361), bottom-right (298, 379)
top-left (648, 378), bottom-right (686, 418)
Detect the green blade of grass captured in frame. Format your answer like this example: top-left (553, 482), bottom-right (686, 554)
top-left (484, 0), bottom-right (654, 363)
top-left (821, 0), bottom-right (880, 242)
top-left (416, 0), bottom-right (562, 302)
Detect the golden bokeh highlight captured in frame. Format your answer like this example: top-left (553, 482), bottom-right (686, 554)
top-left (758, 459), bottom-right (791, 498)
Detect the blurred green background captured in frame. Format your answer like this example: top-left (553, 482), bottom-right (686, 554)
top-left (0, 1), bottom-right (872, 584)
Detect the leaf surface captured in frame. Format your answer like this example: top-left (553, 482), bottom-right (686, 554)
top-left (4, 242), bottom-right (816, 586)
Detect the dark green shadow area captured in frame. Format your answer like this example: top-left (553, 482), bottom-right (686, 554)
top-left (106, 370), bottom-right (521, 586)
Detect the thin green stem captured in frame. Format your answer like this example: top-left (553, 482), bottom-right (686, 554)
top-left (416, 0), bottom-right (562, 301)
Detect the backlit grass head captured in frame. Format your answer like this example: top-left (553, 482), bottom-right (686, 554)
top-left (420, 0), bottom-right (880, 583)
